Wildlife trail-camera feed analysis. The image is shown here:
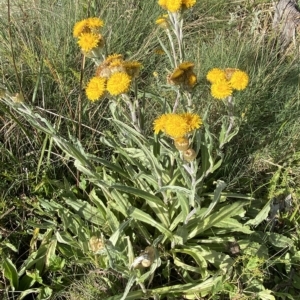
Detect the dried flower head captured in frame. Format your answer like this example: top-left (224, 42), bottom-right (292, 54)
top-left (178, 61), bottom-right (195, 71)
top-left (123, 61), bottom-right (142, 78)
top-left (186, 72), bottom-right (197, 88)
top-left (182, 0), bottom-right (196, 9)
top-left (89, 236), bottom-right (105, 253)
top-left (224, 68), bottom-right (239, 80)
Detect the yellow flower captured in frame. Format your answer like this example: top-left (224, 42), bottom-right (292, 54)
top-left (211, 81), bottom-right (233, 99)
top-left (158, 0), bottom-right (168, 9)
top-left (156, 15), bottom-right (169, 28)
top-left (123, 61), bottom-right (142, 78)
top-left (77, 32), bottom-right (100, 52)
top-left (73, 19), bottom-right (89, 37)
top-left (86, 17), bottom-right (104, 29)
top-left (153, 112), bottom-right (201, 138)
top-left (73, 18), bottom-right (104, 38)
top-left (180, 113), bottom-right (202, 132)
top-left (229, 70), bottom-right (249, 91)
top-left (154, 113), bottom-right (189, 138)
top-left (182, 0), bottom-right (196, 9)
top-left (166, 0), bottom-right (182, 12)
top-left (86, 77), bottom-right (106, 101)
top-left (164, 114), bottom-right (189, 138)
top-left (206, 68), bottom-right (226, 83)
top-left (105, 54), bottom-right (124, 64)
top-left (107, 72), bottom-right (131, 96)
top-left (153, 114), bottom-right (170, 134)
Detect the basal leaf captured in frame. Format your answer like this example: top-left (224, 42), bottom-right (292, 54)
top-left (3, 257), bottom-right (19, 290)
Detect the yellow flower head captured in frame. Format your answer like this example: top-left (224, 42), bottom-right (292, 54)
top-left (77, 32), bottom-right (100, 52)
top-left (154, 113), bottom-right (189, 138)
top-left (73, 18), bottom-right (104, 38)
top-left (182, 0), bottom-right (196, 9)
top-left (86, 77), bottom-right (106, 101)
top-left (229, 70), bottom-right (249, 91)
top-left (86, 17), bottom-right (104, 29)
top-left (105, 54), bottom-right (124, 65)
top-left (179, 61), bottom-right (195, 71)
top-left (107, 72), bottom-right (131, 96)
top-left (158, 0), bottom-right (182, 12)
top-left (166, 0), bottom-right (182, 12)
top-left (153, 114), bottom-right (170, 134)
top-left (156, 15), bottom-right (169, 28)
top-left (164, 114), bottom-right (189, 138)
top-left (206, 68), bottom-right (226, 83)
top-left (158, 0), bottom-right (168, 9)
top-left (123, 61), bottom-right (142, 78)
top-left (211, 81), bottom-right (233, 100)
top-left (73, 19), bottom-right (89, 37)
top-left (180, 113), bottom-right (202, 132)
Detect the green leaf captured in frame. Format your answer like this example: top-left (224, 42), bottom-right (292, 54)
top-left (120, 274), bottom-right (136, 300)
top-left (38, 286), bottom-right (53, 300)
top-left (111, 184), bottom-right (169, 228)
top-left (64, 197), bottom-right (106, 226)
top-left (245, 198), bottom-right (271, 226)
top-left (258, 289), bottom-right (276, 300)
top-left (267, 232), bottom-right (294, 249)
top-left (187, 201), bottom-right (247, 239)
top-left (19, 288), bottom-right (40, 300)
top-left (201, 180), bottom-right (227, 220)
top-left (3, 257), bottom-right (19, 290)
top-left (214, 217), bottom-right (253, 234)
top-left (128, 207), bottom-right (173, 239)
top-left (88, 155), bottom-right (129, 178)
top-left (45, 239), bottom-right (57, 269)
top-left (112, 184), bottom-right (166, 209)
top-left (173, 248), bottom-right (208, 278)
top-left (109, 219), bottom-right (131, 246)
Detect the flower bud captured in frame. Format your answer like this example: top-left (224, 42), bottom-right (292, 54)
top-left (183, 148), bottom-right (197, 162)
top-left (174, 137), bottom-right (189, 151)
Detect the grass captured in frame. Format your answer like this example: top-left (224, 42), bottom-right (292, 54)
top-left (0, 0), bottom-right (300, 299)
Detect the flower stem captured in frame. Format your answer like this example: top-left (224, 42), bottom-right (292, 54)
top-left (219, 95), bottom-right (234, 149)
